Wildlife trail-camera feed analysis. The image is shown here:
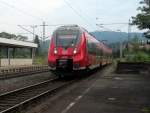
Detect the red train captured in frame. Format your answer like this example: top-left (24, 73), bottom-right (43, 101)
top-left (48, 25), bottom-right (112, 77)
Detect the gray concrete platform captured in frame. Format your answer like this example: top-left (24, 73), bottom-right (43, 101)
top-left (27, 66), bottom-right (150, 113)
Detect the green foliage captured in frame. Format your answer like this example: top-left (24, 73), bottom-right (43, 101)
top-left (17, 35), bottom-right (28, 41)
top-left (132, 0), bottom-right (150, 30)
top-left (34, 35), bottom-right (40, 46)
top-left (124, 35), bottom-right (150, 62)
top-left (34, 35), bottom-right (40, 55)
top-left (134, 51), bottom-right (150, 62)
top-left (126, 51), bottom-right (150, 62)
top-left (0, 32), bottom-right (28, 41)
top-left (14, 48), bottom-right (31, 58)
top-left (33, 39), bottom-right (49, 64)
top-left (34, 56), bottom-right (47, 65)
top-left (141, 107), bottom-right (150, 113)
top-left (129, 36), bottom-right (141, 51)
top-left (0, 32), bottom-right (16, 39)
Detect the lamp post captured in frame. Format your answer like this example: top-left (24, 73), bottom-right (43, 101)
top-left (117, 29), bottom-right (123, 61)
top-left (30, 25), bottom-right (37, 40)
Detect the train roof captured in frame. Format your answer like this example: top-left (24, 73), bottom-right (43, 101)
top-left (54, 25), bottom-right (112, 53)
top-left (55, 25), bottom-right (88, 32)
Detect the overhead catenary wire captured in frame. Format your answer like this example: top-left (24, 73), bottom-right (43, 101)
top-left (66, 0), bottom-right (96, 29)
top-left (63, 0), bottom-right (96, 29)
top-left (13, 0), bottom-right (47, 18)
top-left (98, 23), bottom-right (128, 26)
top-left (96, 21), bottom-right (132, 32)
top-left (0, 0), bottom-right (43, 21)
top-left (96, 24), bottom-right (113, 31)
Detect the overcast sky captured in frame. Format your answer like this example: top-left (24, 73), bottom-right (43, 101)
top-left (0, 0), bottom-right (141, 40)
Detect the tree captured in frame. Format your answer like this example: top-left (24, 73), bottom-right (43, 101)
top-left (132, 0), bottom-right (150, 38)
top-left (34, 35), bottom-right (40, 55)
top-left (0, 32), bottom-right (17, 39)
top-left (0, 32), bottom-right (28, 41)
top-left (17, 35), bottom-right (28, 41)
top-left (130, 35), bottom-right (140, 51)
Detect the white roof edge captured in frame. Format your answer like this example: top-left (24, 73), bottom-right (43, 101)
top-left (0, 37), bottom-right (38, 48)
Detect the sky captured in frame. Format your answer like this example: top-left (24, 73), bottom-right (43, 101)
top-left (0, 0), bottom-right (141, 40)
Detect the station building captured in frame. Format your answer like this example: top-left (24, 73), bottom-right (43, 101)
top-left (0, 37), bottom-right (38, 66)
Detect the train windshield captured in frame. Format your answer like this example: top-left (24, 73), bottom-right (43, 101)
top-left (54, 30), bottom-right (80, 48)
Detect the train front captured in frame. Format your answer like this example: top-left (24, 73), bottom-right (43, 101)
top-left (48, 26), bottom-right (86, 74)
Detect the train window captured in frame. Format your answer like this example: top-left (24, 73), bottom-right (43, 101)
top-left (56, 34), bottom-right (77, 47)
top-left (87, 42), bottom-right (97, 55)
top-left (53, 30), bottom-right (81, 48)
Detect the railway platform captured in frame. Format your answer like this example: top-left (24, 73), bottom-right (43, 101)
top-left (0, 37), bottom-right (37, 67)
top-left (27, 66), bottom-right (150, 113)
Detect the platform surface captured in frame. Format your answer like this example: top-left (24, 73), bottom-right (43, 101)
top-left (28, 66), bottom-right (150, 113)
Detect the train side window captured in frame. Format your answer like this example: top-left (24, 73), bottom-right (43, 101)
top-left (87, 36), bottom-right (92, 54)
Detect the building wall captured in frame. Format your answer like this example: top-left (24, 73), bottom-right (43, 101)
top-left (0, 59), bottom-right (33, 66)
top-left (0, 59), bottom-right (9, 66)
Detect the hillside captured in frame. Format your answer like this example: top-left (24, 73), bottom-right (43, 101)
top-left (40, 31), bottom-right (145, 53)
top-left (91, 31), bottom-right (144, 43)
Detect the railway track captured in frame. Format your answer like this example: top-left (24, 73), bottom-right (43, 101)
top-left (0, 77), bottom-right (75, 113)
top-left (0, 65), bottom-right (49, 79)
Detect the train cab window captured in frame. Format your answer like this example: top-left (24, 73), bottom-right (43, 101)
top-left (57, 34), bottom-right (77, 47)
top-left (53, 30), bottom-right (81, 48)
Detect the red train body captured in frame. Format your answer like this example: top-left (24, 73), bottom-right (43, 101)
top-left (48, 25), bottom-right (112, 75)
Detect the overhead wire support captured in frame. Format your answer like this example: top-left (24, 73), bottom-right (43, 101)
top-left (18, 23), bottom-right (65, 43)
top-left (18, 25), bottom-right (41, 41)
top-left (18, 25), bottom-right (35, 35)
top-left (96, 24), bottom-right (113, 31)
top-left (18, 25), bottom-right (42, 41)
top-left (97, 23), bottom-right (128, 26)
top-left (96, 20), bottom-right (132, 32)
top-left (39, 22), bottom-right (65, 42)
top-left (128, 19), bottom-right (132, 41)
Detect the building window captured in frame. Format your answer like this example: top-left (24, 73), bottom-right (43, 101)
top-left (14, 48), bottom-right (32, 58)
top-left (0, 46), bottom-right (8, 58)
top-left (0, 46), bottom-right (32, 59)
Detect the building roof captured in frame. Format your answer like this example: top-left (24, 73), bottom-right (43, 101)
top-left (0, 37), bottom-right (38, 48)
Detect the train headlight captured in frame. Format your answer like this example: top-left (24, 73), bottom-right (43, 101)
top-left (73, 48), bottom-right (77, 54)
top-left (54, 48), bottom-right (57, 54)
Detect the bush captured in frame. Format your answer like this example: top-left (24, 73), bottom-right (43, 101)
top-left (126, 51), bottom-right (150, 62)
top-left (34, 56), bottom-right (48, 65)
top-left (134, 51), bottom-right (150, 62)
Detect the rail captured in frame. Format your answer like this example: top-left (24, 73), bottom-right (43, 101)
top-left (0, 77), bottom-right (75, 113)
top-left (0, 65), bottom-right (50, 79)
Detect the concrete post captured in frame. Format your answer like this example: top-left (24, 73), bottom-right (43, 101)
top-left (7, 47), bottom-right (10, 65)
top-left (32, 48), bottom-right (35, 65)
top-left (0, 46), bottom-right (1, 67)
top-left (13, 47), bottom-right (15, 58)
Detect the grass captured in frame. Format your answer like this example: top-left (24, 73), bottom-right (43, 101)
top-left (34, 56), bottom-right (48, 65)
top-left (141, 107), bottom-right (150, 113)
